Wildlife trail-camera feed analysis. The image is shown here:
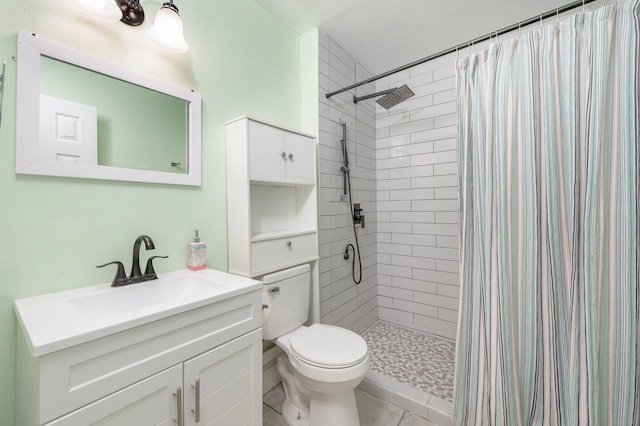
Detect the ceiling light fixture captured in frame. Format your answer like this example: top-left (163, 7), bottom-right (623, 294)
top-left (71, 0), bottom-right (122, 21)
top-left (148, 0), bottom-right (189, 53)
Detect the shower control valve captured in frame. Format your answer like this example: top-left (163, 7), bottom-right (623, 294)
top-left (353, 203), bottom-right (365, 228)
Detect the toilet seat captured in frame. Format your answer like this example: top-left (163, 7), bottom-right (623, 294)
top-left (288, 324), bottom-right (368, 369)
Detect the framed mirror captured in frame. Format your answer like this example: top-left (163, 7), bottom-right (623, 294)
top-left (16, 32), bottom-right (202, 186)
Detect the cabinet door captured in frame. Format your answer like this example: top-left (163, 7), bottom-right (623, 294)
top-left (284, 132), bottom-right (315, 184)
top-left (249, 121), bottom-right (286, 182)
top-left (183, 329), bottom-right (262, 426)
top-left (46, 364), bottom-right (182, 426)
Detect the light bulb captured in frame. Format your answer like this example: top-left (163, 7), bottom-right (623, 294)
top-left (71, 0), bottom-right (122, 21)
top-left (148, 2), bottom-right (189, 53)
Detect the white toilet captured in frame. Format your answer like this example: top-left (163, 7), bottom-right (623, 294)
top-left (262, 264), bottom-right (369, 426)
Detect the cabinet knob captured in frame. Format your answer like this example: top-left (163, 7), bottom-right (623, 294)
top-left (281, 151), bottom-right (286, 159)
top-left (288, 153), bottom-right (294, 160)
top-left (286, 241), bottom-right (292, 247)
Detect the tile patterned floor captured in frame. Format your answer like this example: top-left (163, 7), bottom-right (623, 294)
top-left (361, 322), bottom-right (456, 402)
top-left (263, 384), bottom-right (437, 426)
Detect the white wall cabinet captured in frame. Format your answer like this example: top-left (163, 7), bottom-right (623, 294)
top-left (248, 119), bottom-right (315, 184)
top-left (16, 291), bottom-right (262, 426)
top-left (226, 116), bottom-right (318, 278)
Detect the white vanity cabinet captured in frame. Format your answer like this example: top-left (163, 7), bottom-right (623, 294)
top-left (226, 116), bottom-right (318, 277)
top-left (15, 275), bottom-right (263, 426)
top-left (44, 330), bottom-right (261, 426)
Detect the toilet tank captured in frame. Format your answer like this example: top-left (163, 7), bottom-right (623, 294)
top-left (261, 264), bottom-right (310, 340)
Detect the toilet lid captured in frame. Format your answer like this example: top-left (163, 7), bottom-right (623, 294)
top-left (289, 324), bottom-right (368, 368)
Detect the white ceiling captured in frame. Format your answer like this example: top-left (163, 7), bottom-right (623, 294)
top-left (255, 0), bottom-right (580, 75)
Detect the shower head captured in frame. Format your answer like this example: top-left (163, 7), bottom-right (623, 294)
top-left (376, 84), bottom-right (415, 109)
top-left (353, 84), bottom-right (415, 110)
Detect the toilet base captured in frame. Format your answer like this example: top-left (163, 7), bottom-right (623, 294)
top-left (281, 388), bottom-right (361, 426)
top-left (309, 389), bottom-right (360, 426)
top-left (278, 355), bottom-right (310, 426)
top-left (277, 355), bottom-right (362, 426)
top-left (282, 398), bottom-right (310, 426)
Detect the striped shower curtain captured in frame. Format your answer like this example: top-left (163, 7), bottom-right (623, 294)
top-left (454, 1), bottom-right (640, 425)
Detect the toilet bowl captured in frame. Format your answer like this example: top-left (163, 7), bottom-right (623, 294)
top-left (262, 265), bottom-right (369, 426)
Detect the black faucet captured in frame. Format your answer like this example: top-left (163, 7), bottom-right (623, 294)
top-left (130, 235), bottom-right (154, 278)
top-left (97, 235), bottom-right (168, 287)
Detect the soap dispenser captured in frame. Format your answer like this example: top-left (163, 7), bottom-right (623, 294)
top-left (187, 229), bottom-right (206, 271)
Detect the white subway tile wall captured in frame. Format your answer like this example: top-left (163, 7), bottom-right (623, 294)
top-left (319, 33), bottom-right (460, 339)
top-left (318, 32), bottom-right (378, 333)
top-left (375, 56), bottom-right (460, 339)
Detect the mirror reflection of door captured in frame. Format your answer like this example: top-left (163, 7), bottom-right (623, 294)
top-left (39, 95), bottom-right (97, 164)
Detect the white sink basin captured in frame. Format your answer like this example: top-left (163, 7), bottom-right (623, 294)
top-left (68, 275), bottom-right (227, 319)
top-left (14, 269), bottom-right (261, 357)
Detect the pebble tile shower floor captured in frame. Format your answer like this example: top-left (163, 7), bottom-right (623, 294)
top-left (361, 321), bottom-right (456, 402)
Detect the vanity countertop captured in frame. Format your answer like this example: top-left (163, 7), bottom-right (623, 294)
top-left (14, 268), bottom-right (261, 357)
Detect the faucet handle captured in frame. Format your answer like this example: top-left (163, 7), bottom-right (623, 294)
top-left (144, 255), bottom-right (169, 279)
top-left (96, 261), bottom-right (127, 287)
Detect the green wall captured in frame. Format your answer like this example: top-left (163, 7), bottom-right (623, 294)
top-left (0, 0), bottom-right (305, 424)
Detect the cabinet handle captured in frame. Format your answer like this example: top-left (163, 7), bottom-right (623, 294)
top-left (195, 379), bottom-right (201, 423)
top-left (288, 153), bottom-right (294, 160)
top-left (286, 240), bottom-right (292, 247)
top-left (175, 387), bottom-right (183, 426)
top-left (281, 151), bottom-right (286, 159)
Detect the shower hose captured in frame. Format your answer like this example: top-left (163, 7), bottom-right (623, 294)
top-left (344, 168), bottom-right (362, 285)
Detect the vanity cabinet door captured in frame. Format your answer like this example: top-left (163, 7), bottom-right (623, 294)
top-left (45, 364), bottom-right (182, 426)
top-left (183, 329), bottom-right (262, 426)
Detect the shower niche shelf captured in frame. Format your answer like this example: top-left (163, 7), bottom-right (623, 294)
top-left (226, 116), bottom-right (318, 278)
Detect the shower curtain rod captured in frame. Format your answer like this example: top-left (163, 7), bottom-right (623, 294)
top-left (325, 0), bottom-right (596, 99)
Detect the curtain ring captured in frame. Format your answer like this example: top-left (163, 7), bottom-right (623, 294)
top-left (537, 13), bottom-right (542, 35)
